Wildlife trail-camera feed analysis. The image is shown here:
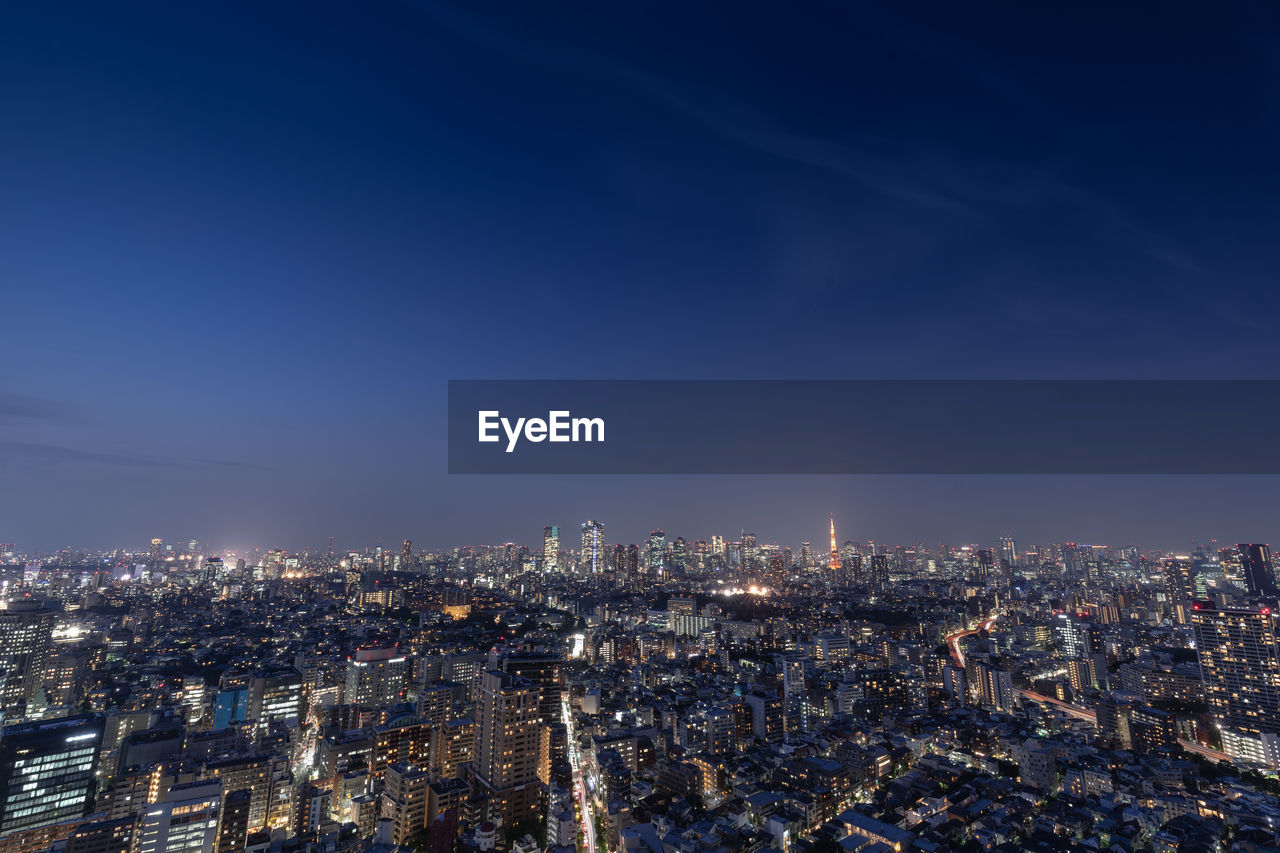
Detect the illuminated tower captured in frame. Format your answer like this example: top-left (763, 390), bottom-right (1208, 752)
top-left (542, 526), bottom-right (559, 572)
top-left (828, 516), bottom-right (839, 570)
top-left (580, 520), bottom-right (604, 574)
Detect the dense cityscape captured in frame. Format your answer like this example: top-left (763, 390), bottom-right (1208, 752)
top-left (1, 522), bottom-right (1279, 853)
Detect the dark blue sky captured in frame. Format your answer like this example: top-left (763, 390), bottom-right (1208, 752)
top-left (3, 1), bottom-right (1280, 553)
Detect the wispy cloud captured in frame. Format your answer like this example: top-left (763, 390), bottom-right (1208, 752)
top-left (0, 440), bottom-right (269, 472)
top-left (414, 2), bottom-right (1209, 280)
top-left (0, 391), bottom-right (84, 424)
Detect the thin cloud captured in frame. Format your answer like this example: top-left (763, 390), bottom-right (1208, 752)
top-left (0, 391), bottom-right (84, 424)
top-left (0, 440), bottom-right (269, 472)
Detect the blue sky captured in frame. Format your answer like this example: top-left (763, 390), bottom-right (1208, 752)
top-left (3, 1), bottom-right (1280, 552)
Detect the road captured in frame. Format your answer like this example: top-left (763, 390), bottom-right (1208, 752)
top-left (946, 616), bottom-right (998, 668)
top-left (1015, 687), bottom-right (1232, 763)
top-left (947, 623), bottom-right (1234, 765)
top-left (563, 696), bottom-right (597, 853)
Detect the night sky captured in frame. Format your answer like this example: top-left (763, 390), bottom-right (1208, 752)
top-left (3, 2), bottom-right (1280, 553)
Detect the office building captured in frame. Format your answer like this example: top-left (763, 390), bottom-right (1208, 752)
top-left (1238, 544), bottom-right (1280, 598)
top-left (133, 779), bottom-right (222, 853)
top-left (0, 598), bottom-right (57, 715)
top-left (0, 713), bottom-right (104, 835)
top-left (346, 647), bottom-right (409, 706)
top-left (543, 527), bottom-right (559, 572)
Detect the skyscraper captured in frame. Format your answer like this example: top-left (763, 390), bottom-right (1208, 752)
top-left (1238, 544), bottom-right (1280, 598)
top-left (0, 713), bottom-right (104, 834)
top-left (502, 652), bottom-right (566, 783)
top-left (1163, 557), bottom-right (1197, 604)
top-left (647, 530), bottom-right (666, 571)
top-left (999, 536), bottom-right (1018, 568)
top-left (580, 520), bottom-right (605, 575)
top-left (870, 554), bottom-right (889, 588)
top-left (742, 533), bottom-right (758, 571)
top-left (472, 670), bottom-right (543, 828)
top-left (0, 598), bottom-right (57, 717)
top-left (542, 526), bottom-right (559, 572)
top-left (1192, 602), bottom-right (1280, 743)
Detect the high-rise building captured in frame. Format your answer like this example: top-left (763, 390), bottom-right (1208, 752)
top-left (710, 535), bottom-right (724, 556)
top-left (1191, 602), bottom-right (1280, 740)
top-left (0, 598), bottom-right (57, 715)
top-left (346, 648), bottom-right (409, 706)
top-left (372, 717), bottom-right (434, 781)
top-left (869, 554), bottom-right (890, 588)
top-left (647, 530), bottom-right (666, 571)
top-left (383, 763), bottom-right (431, 846)
top-left (1220, 546), bottom-right (1245, 589)
top-left (670, 536), bottom-right (687, 570)
top-left (472, 670), bottom-right (543, 828)
top-left (742, 533), bottom-right (758, 571)
top-left (205, 755), bottom-right (274, 831)
top-left (433, 718), bottom-right (475, 780)
top-left (0, 713), bottom-right (104, 835)
top-left (999, 536), bottom-right (1018, 568)
top-left (542, 526), bottom-right (559, 572)
top-left (1238, 544), bottom-right (1280, 598)
top-left (247, 667), bottom-right (305, 728)
top-left (974, 662), bottom-right (1014, 712)
top-left (501, 653), bottom-right (563, 722)
top-left (799, 542), bottom-right (813, 568)
top-left (580, 521), bottom-right (605, 575)
top-left (1163, 557), bottom-right (1197, 604)
top-left (134, 780), bottom-right (222, 853)
top-left (216, 789), bottom-right (251, 853)
top-left (1095, 694), bottom-right (1134, 750)
top-left (744, 690), bottom-right (784, 743)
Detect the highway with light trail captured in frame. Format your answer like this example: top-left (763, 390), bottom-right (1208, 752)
top-left (946, 617), bottom-right (1232, 764)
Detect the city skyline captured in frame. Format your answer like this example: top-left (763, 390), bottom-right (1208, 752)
top-left (10, 521), bottom-right (1277, 566)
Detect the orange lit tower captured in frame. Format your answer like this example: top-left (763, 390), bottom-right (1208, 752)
top-left (829, 516), bottom-right (839, 570)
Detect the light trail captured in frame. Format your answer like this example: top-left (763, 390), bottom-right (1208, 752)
top-left (563, 696), bottom-right (597, 853)
top-left (945, 616), bottom-right (997, 668)
top-left (1015, 688), bottom-right (1232, 763)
